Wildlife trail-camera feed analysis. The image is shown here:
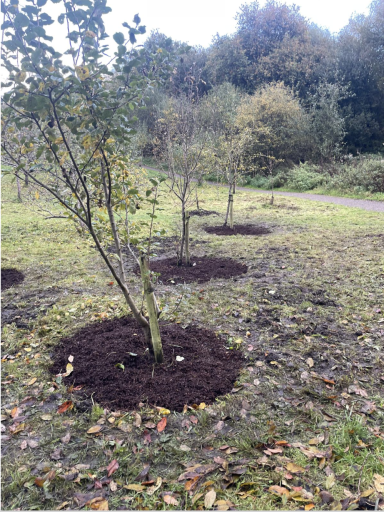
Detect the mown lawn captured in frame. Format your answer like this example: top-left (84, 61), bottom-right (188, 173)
top-left (1, 174), bottom-right (384, 511)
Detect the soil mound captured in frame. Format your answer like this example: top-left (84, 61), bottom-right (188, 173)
top-left (204, 224), bottom-right (271, 236)
top-left (1, 268), bottom-right (25, 291)
top-left (150, 256), bottom-right (247, 284)
top-left (51, 317), bottom-right (244, 411)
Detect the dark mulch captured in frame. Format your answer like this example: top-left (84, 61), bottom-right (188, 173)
top-left (50, 317), bottom-right (244, 411)
top-left (204, 224), bottom-right (271, 236)
top-left (150, 256), bottom-right (248, 284)
top-left (189, 209), bottom-right (219, 217)
top-left (1, 268), bottom-right (25, 291)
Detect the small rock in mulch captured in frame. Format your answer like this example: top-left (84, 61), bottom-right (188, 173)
top-left (50, 316), bottom-right (244, 411)
top-left (189, 209), bottom-right (219, 217)
top-left (150, 256), bottom-right (248, 284)
top-left (204, 225), bottom-right (271, 236)
top-left (1, 268), bottom-right (25, 291)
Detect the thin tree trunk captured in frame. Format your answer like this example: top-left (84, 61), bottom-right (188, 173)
top-left (224, 182), bottom-right (232, 226)
top-left (179, 202), bottom-right (186, 266)
top-left (195, 188), bottom-right (200, 210)
top-left (139, 254), bottom-right (164, 364)
top-left (229, 193), bottom-right (234, 229)
top-left (24, 172), bottom-right (29, 187)
top-left (17, 175), bottom-right (22, 202)
top-left (270, 172), bottom-right (274, 205)
top-left (185, 211), bottom-right (191, 266)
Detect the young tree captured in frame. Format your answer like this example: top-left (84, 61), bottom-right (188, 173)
top-left (202, 83), bottom-right (250, 229)
top-left (1, 0), bottom-right (167, 362)
top-left (153, 91), bottom-right (208, 266)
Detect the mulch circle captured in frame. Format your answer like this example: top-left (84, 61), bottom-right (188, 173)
top-left (204, 224), bottom-right (271, 236)
top-left (189, 209), bottom-right (219, 217)
top-left (1, 268), bottom-right (25, 291)
top-left (51, 317), bottom-right (244, 412)
top-left (150, 256), bottom-right (248, 284)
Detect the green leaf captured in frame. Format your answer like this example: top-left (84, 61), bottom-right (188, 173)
top-left (113, 32), bottom-right (124, 45)
top-left (133, 14), bottom-right (141, 25)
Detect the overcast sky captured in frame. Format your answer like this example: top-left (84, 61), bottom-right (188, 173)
top-left (41, 0), bottom-right (372, 51)
top-left (104, 0), bottom-right (372, 47)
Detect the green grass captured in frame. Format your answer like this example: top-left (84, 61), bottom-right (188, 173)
top-left (2, 174), bottom-right (384, 510)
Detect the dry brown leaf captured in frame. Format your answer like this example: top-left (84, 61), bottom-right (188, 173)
top-left (304, 504), bottom-right (315, 510)
top-left (325, 473), bottom-right (336, 490)
top-left (87, 425), bottom-right (102, 434)
top-left (57, 401), bottom-right (73, 414)
top-left (27, 377), bottom-right (37, 386)
top-left (61, 433), bottom-right (71, 444)
top-left (373, 474), bottom-right (384, 493)
top-left (41, 414), bottom-right (52, 421)
top-left (268, 485), bottom-right (290, 496)
top-left (163, 494), bottom-right (179, 506)
top-left (204, 489), bottom-right (216, 509)
top-left (157, 417), bottom-right (167, 433)
top-left (306, 358), bottom-right (314, 368)
top-left (286, 462), bottom-right (306, 473)
top-left (134, 413), bottom-right (142, 427)
top-left (86, 497), bottom-right (109, 510)
top-left (146, 477), bottom-right (162, 496)
top-left (360, 489), bottom-right (374, 498)
top-left (107, 459), bottom-right (119, 477)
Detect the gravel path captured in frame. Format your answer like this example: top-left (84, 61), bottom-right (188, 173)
top-left (236, 187), bottom-right (384, 212)
top-left (144, 166), bottom-right (384, 213)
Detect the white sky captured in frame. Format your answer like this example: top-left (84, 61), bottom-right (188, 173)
top-left (40, 0), bottom-right (372, 51)
top-left (104, 0), bottom-right (372, 47)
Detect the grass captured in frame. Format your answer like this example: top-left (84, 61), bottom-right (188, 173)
top-left (1, 173), bottom-right (384, 510)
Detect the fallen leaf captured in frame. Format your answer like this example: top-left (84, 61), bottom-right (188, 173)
top-left (20, 440), bottom-right (27, 450)
top-left (306, 358), bottom-right (314, 368)
top-left (319, 490), bottom-right (334, 504)
top-left (27, 439), bottom-right (38, 448)
top-left (286, 462), bottom-right (306, 473)
top-left (146, 476), bottom-right (162, 496)
top-left (65, 363), bottom-right (73, 376)
top-left (269, 485), bottom-right (290, 496)
top-left (61, 433), bottom-right (71, 444)
top-left (374, 473), bottom-right (384, 493)
top-left (27, 378), bottom-right (37, 386)
top-left (41, 414), bottom-right (52, 421)
top-left (68, 355), bottom-right (74, 363)
top-left (57, 401), bottom-right (73, 414)
top-left (109, 481), bottom-right (117, 492)
top-left (215, 499), bottom-right (230, 511)
top-left (325, 473), bottom-right (336, 489)
top-left (134, 413), bottom-right (142, 427)
top-left (123, 484), bottom-right (145, 492)
top-left (175, 356), bottom-right (184, 362)
top-left (157, 417), bottom-right (167, 433)
top-left (155, 407), bottom-right (170, 415)
top-left (361, 489), bottom-right (374, 498)
top-left (305, 504), bottom-right (315, 510)
top-left (135, 465), bottom-right (151, 482)
top-left (163, 494), bottom-right (179, 506)
top-left (107, 459), bottom-right (119, 477)
top-left (198, 403), bottom-right (206, 410)
top-left (190, 415), bottom-right (198, 424)
top-left (179, 444), bottom-right (191, 452)
top-left (145, 422), bottom-right (156, 429)
top-left (204, 489), bottom-right (216, 509)
top-left (56, 501), bottom-right (70, 510)
top-left (51, 448), bottom-right (63, 460)
top-left (86, 497), bottom-right (109, 510)
top-left (87, 425), bottom-right (102, 434)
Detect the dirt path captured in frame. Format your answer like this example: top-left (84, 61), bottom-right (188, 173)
top-left (236, 187), bottom-right (384, 212)
top-left (144, 166), bottom-right (384, 213)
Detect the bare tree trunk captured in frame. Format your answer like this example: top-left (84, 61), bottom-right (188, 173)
top-left (224, 183), bottom-right (232, 226)
top-left (270, 172), bottom-right (274, 205)
top-left (17, 175), bottom-right (22, 202)
top-left (139, 254), bottom-right (164, 364)
top-left (195, 188), bottom-right (200, 210)
top-left (24, 172), bottom-right (29, 187)
top-left (179, 202), bottom-right (186, 266)
top-left (185, 211), bottom-right (191, 266)
top-left (229, 193), bottom-right (234, 229)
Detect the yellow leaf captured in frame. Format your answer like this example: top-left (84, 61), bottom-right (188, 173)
top-left (27, 377), bottom-right (37, 386)
top-left (305, 504), bottom-right (315, 511)
top-left (34, 191), bottom-right (39, 200)
top-left (24, 347), bottom-right (32, 352)
top-left (146, 477), bottom-right (162, 496)
top-left (86, 497), bottom-right (109, 510)
top-left (325, 473), bottom-right (335, 489)
top-left (204, 489), bottom-right (216, 509)
top-left (360, 489), bottom-right (374, 498)
top-left (156, 407), bottom-right (170, 415)
top-left (41, 414), bottom-right (52, 421)
top-left (75, 65), bottom-right (90, 81)
top-left (87, 425), bottom-right (102, 434)
top-left (123, 484), bottom-right (145, 492)
top-left (66, 363), bottom-right (73, 376)
top-left (198, 402), bottom-right (206, 410)
top-left (286, 462), bottom-right (306, 474)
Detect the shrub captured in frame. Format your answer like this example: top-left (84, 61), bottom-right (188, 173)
top-left (286, 163), bottom-right (326, 191)
top-left (326, 158), bottom-right (384, 193)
